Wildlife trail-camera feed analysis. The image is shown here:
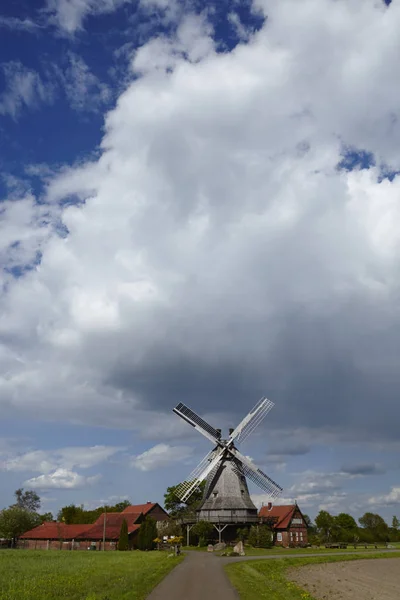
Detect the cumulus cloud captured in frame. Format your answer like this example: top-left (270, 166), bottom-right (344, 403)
top-left (131, 444), bottom-right (193, 471)
top-left (1, 0), bottom-right (400, 459)
top-left (368, 486), bottom-right (400, 507)
top-left (24, 468), bottom-right (101, 489)
top-left (0, 62), bottom-right (55, 119)
top-left (2, 445), bottom-right (122, 474)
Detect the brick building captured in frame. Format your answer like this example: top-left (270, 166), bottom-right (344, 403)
top-left (20, 502), bottom-right (169, 551)
top-left (259, 503), bottom-right (308, 547)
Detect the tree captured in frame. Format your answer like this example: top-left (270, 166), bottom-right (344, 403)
top-left (57, 500), bottom-right (131, 525)
top-left (315, 510), bottom-right (335, 542)
top-left (191, 520), bottom-right (214, 546)
top-left (164, 481), bottom-right (206, 519)
top-left (118, 519), bottom-right (129, 551)
top-left (359, 512), bottom-right (389, 542)
top-left (39, 512), bottom-right (54, 524)
top-left (137, 516), bottom-right (157, 550)
top-left (303, 514), bottom-right (316, 535)
top-left (114, 501), bottom-right (131, 512)
top-left (13, 489), bottom-right (41, 513)
top-left (248, 525), bottom-right (273, 548)
top-left (161, 519), bottom-right (183, 538)
top-left (0, 507), bottom-right (40, 546)
top-left (392, 516), bottom-right (399, 530)
top-left (335, 513), bottom-right (357, 531)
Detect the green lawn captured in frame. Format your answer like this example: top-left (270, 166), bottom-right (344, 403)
top-left (225, 551), bottom-right (400, 600)
top-left (232, 543), bottom-right (392, 556)
top-left (0, 550), bottom-right (183, 600)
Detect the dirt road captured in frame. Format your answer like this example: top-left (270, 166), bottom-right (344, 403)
top-left (289, 557), bottom-right (400, 600)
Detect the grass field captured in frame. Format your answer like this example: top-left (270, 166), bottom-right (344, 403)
top-left (184, 543), bottom-right (396, 556)
top-left (229, 543), bottom-right (395, 556)
top-left (225, 551), bottom-right (400, 600)
top-left (0, 550), bottom-right (183, 600)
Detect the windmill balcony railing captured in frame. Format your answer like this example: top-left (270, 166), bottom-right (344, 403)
top-left (181, 513), bottom-right (262, 524)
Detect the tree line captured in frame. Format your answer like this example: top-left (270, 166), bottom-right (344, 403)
top-left (305, 510), bottom-right (400, 544)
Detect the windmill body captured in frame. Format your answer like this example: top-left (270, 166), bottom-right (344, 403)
top-left (172, 398), bottom-right (283, 537)
top-left (196, 443), bottom-right (258, 523)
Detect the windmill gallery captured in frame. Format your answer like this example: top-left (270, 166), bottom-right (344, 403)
top-left (18, 398), bottom-right (309, 550)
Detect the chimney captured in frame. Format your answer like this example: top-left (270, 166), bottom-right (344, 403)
top-left (267, 502), bottom-right (273, 511)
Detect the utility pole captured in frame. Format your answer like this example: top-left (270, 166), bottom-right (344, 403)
top-left (103, 506), bottom-right (106, 551)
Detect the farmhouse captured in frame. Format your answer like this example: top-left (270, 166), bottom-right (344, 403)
top-left (259, 503), bottom-right (308, 547)
top-left (20, 502), bottom-right (169, 551)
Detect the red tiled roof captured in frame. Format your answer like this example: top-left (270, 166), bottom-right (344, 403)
top-left (20, 523), bottom-right (89, 540)
top-left (122, 503), bottom-right (157, 515)
top-left (76, 512), bottom-right (141, 541)
top-left (259, 504), bottom-right (297, 529)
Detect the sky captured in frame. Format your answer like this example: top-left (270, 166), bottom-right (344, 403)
top-left (0, 0), bottom-right (399, 524)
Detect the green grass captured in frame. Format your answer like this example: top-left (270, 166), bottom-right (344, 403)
top-left (0, 550), bottom-right (183, 600)
top-left (232, 544), bottom-right (392, 556)
top-left (225, 551), bottom-right (400, 600)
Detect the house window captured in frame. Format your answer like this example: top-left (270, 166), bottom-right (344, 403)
top-left (277, 532), bottom-right (282, 542)
top-left (300, 532), bottom-right (303, 540)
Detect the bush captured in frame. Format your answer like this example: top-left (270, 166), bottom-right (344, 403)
top-left (191, 521), bottom-right (214, 546)
top-left (118, 519), bottom-right (129, 551)
top-left (248, 525), bottom-right (273, 548)
top-left (137, 516), bottom-right (157, 550)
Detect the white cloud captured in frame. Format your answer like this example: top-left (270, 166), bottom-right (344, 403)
top-left (3, 445), bottom-right (122, 474)
top-left (1, 0), bottom-right (400, 453)
top-left (227, 12), bottom-right (253, 42)
top-left (24, 468), bottom-right (101, 489)
top-left (57, 53), bottom-right (111, 112)
top-left (132, 13), bottom-right (215, 74)
top-left (44, 0), bottom-right (129, 34)
top-left (368, 486), bottom-right (400, 507)
top-left (0, 17), bottom-right (41, 32)
top-left (131, 444), bottom-right (193, 471)
top-left (0, 62), bottom-right (55, 119)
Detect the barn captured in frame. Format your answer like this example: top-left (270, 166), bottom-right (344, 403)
top-left (259, 502), bottom-right (308, 547)
top-left (19, 502), bottom-right (169, 550)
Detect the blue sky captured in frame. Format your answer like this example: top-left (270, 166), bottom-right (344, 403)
top-left (1, 0), bottom-right (400, 523)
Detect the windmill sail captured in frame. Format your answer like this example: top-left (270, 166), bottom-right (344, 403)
top-left (231, 447), bottom-right (282, 497)
top-left (173, 402), bottom-right (221, 444)
top-left (228, 397), bottom-right (274, 444)
top-left (174, 447), bottom-right (224, 502)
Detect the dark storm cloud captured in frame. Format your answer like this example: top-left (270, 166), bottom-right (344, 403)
top-left (341, 463), bottom-right (386, 476)
top-left (267, 443), bottom-right (311, 457)
top-left (105, 296), bottom-right (400, 445)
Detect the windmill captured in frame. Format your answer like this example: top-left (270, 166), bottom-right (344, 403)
top-left (173, 397), bottom-right (283, 540)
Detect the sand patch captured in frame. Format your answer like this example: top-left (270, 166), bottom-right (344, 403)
top-left (288, 557), bottom-right (400, 600)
